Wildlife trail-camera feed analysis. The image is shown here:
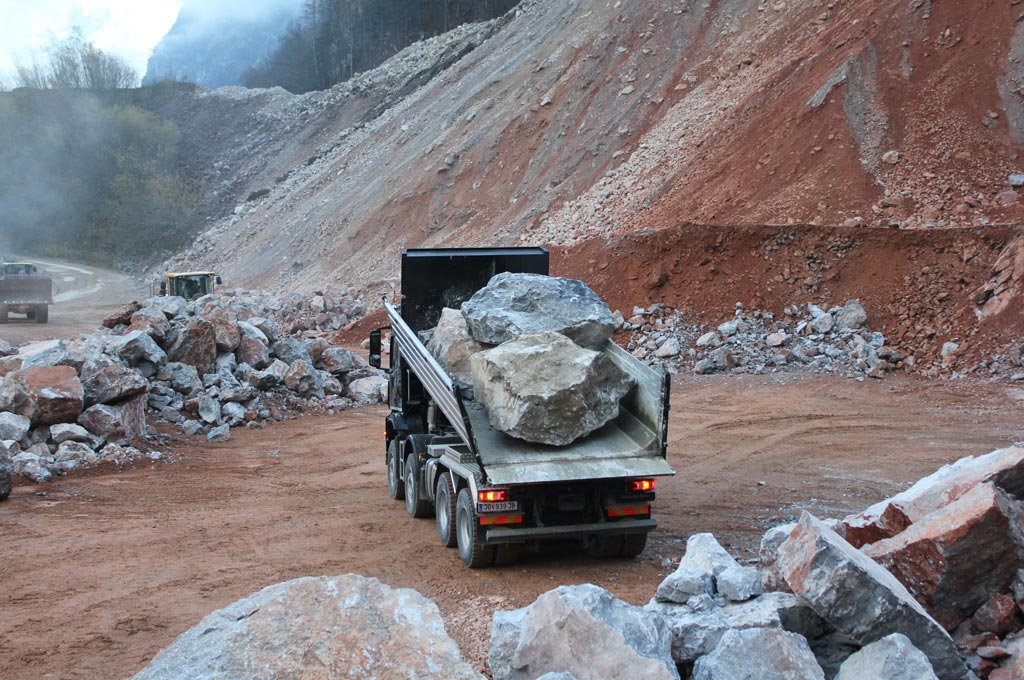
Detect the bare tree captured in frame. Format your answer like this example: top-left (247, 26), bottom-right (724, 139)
top-left (15, 29), bottom-right (138, 90)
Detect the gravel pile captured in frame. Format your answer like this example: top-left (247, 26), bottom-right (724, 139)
top-left (625, 299), bottom-right (909, 380)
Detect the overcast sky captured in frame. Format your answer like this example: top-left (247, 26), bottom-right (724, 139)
top-left (0, 0), bottom-right (299, 88)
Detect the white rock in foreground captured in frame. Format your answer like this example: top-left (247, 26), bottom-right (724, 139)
top-left (835, 633), bottom-right (938, 680)
top-left (489, 584), bottom-right (678, 680)
top-left (132, 574), bottom-right (482, 680)
top-left (692, 628), bottom-right (824, 680)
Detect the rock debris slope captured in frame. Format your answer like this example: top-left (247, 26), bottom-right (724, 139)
top-left (155, 0), bottom-right (1024, 299)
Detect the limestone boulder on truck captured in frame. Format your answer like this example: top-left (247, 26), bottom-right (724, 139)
top-left (369, 247), bottom-right (674, 568)
top-left (0, 262), bottom-right (53, 324)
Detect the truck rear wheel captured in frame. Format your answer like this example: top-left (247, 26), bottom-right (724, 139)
top-left (493, 544), bottom-right (522, 567)
top-left (404, 453), bottom-right (433, 518)
top-left (587, 535), bottom-right (625, 558)
top-left (456, 488), bottom-right (495, 568)
top-left (34, 305), bottom-right (47, 324)
top-left (621, 533), bottom-right (648, 558)
top-left (386, 440), bottom-right (404, 501)
top-left (435, 474), bottom-right (458, 547)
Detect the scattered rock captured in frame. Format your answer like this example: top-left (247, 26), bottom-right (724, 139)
top-left (656, 568), bottom-right (714, 603)
top-left (109, 330), bottom-right (167, 367)
top-left (843, 447), bottom-right (1024, 547)
top-left (489, 584), bottom-right (678, 680)
top-left (676, 533), bottom-right (740, 579)
top-left (12, 451), bottom-right (51, 483)
top-left (777, 512), bottom-right (966, 680)
top-left (759, 522), bottom-right (797, 593)
top-left (78, 395), bottom-right (149, 445)
top-left (0, 411), bottom-right (31, 441)
top-left (347, 375), bottom-right (387, 403)
top-left (862, 481), bottom-right (1023, 630)
top-left (835, 632), bottom-right (938, 680)
top-left (462, 273), bottom-right (616, 347)
top-left (207, 424), bottom-right (231, 443)
top-left (971, 593), bottom-right (1020, 636)
top-left (132, 574), bottom-right (482, 680)
top-left (0, 366), bottom-right (84, 426)
top-left (169, 318), bottom-right (217, 376)
top-left (692, 628), bottom-right (824, 680)
top-left (717, 564), bottom-right (763, 602)
top-left (49, 423), bottom-right (91, 444)
top-left (0, 443), bottom-right (12, 500)
top-left (833, 300), bottom-right (868, 331)
top-left (471, 331), bottom-right (633, 446)
top-left (81, 363), bottom-right (149, 406)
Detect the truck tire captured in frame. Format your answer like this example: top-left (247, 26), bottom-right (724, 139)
top-left (34, 305), bottom-right (47, 324)
top-left (435, 474), bottom-right (458, 547)
top-left (387, 439), bottom-right (405, 501)
top-left (493, 544), bottom-right (523, 567)
top-left (456, 487), bottom-right (495, 568)
top-left (404, 453), bottom-right (433, 518)
top-left (0, 306), bottom-right (7, 324)
top-left (621, 533), bottom-right (648, 558)
top-left (587, 535), bottom-right (625, 559)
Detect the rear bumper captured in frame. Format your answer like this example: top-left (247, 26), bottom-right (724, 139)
top-left (484, 519), bottom-right (656, 544)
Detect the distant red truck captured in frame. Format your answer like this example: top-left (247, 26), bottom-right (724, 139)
top-left (0, 262), bottom-right (53, 324)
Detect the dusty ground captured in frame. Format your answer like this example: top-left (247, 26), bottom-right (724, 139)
top-left (2, 373), bottom-right (1021, 679)
top-left (0, 258), bottom-right (145, 347)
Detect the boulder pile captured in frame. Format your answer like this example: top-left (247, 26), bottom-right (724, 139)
top-left (624, 299), bottom-right (912, 379)
top-left (491, 445), bottom-right (1024, 679)
top-left (0, 288), bottom-right (383, 490)
top-left (429, 273), bottom-right (633, 446)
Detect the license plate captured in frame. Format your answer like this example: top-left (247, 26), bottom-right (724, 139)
top-left (478, 501), bottom-right (519, 513)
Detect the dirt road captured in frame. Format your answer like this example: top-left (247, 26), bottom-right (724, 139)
top-left (2, 375), bottom-right (1022, 679)
top-left (0, 258), bottom-right (144, 347)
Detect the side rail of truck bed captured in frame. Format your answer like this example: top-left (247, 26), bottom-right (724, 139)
top-left (384, 299), bottom-right (475, 449)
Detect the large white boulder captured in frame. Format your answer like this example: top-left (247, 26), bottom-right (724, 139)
top-left (461, 273), bottom-right (616, 347)
top-left (427, 307), bottom-right (484, 386)
top-left (471, 332), bottom-right (633, 446)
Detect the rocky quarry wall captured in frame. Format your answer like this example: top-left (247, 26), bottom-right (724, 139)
top-left (130, 444), bottom-right (1024, 680)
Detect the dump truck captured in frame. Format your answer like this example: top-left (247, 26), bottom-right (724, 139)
top-left (370, 247), bottom-right (674, 568)
top-left (0, 262), bottom-right (53, 324)
top-left (153, 272), bottom-right (222, 301)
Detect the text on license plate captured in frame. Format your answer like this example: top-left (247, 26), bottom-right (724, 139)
top-left (478, 501), bottom-right (519, 513)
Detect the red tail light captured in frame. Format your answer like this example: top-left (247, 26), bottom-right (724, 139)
top-left (630, 479), bottom-right (656, 492)
top-left (478, 489), bottom-right (508, 502)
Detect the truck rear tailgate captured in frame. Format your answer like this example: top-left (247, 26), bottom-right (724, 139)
top-left (466, 400), bottom-right (674, 485)
top-left (0, 277), bottom-right (52, 304)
